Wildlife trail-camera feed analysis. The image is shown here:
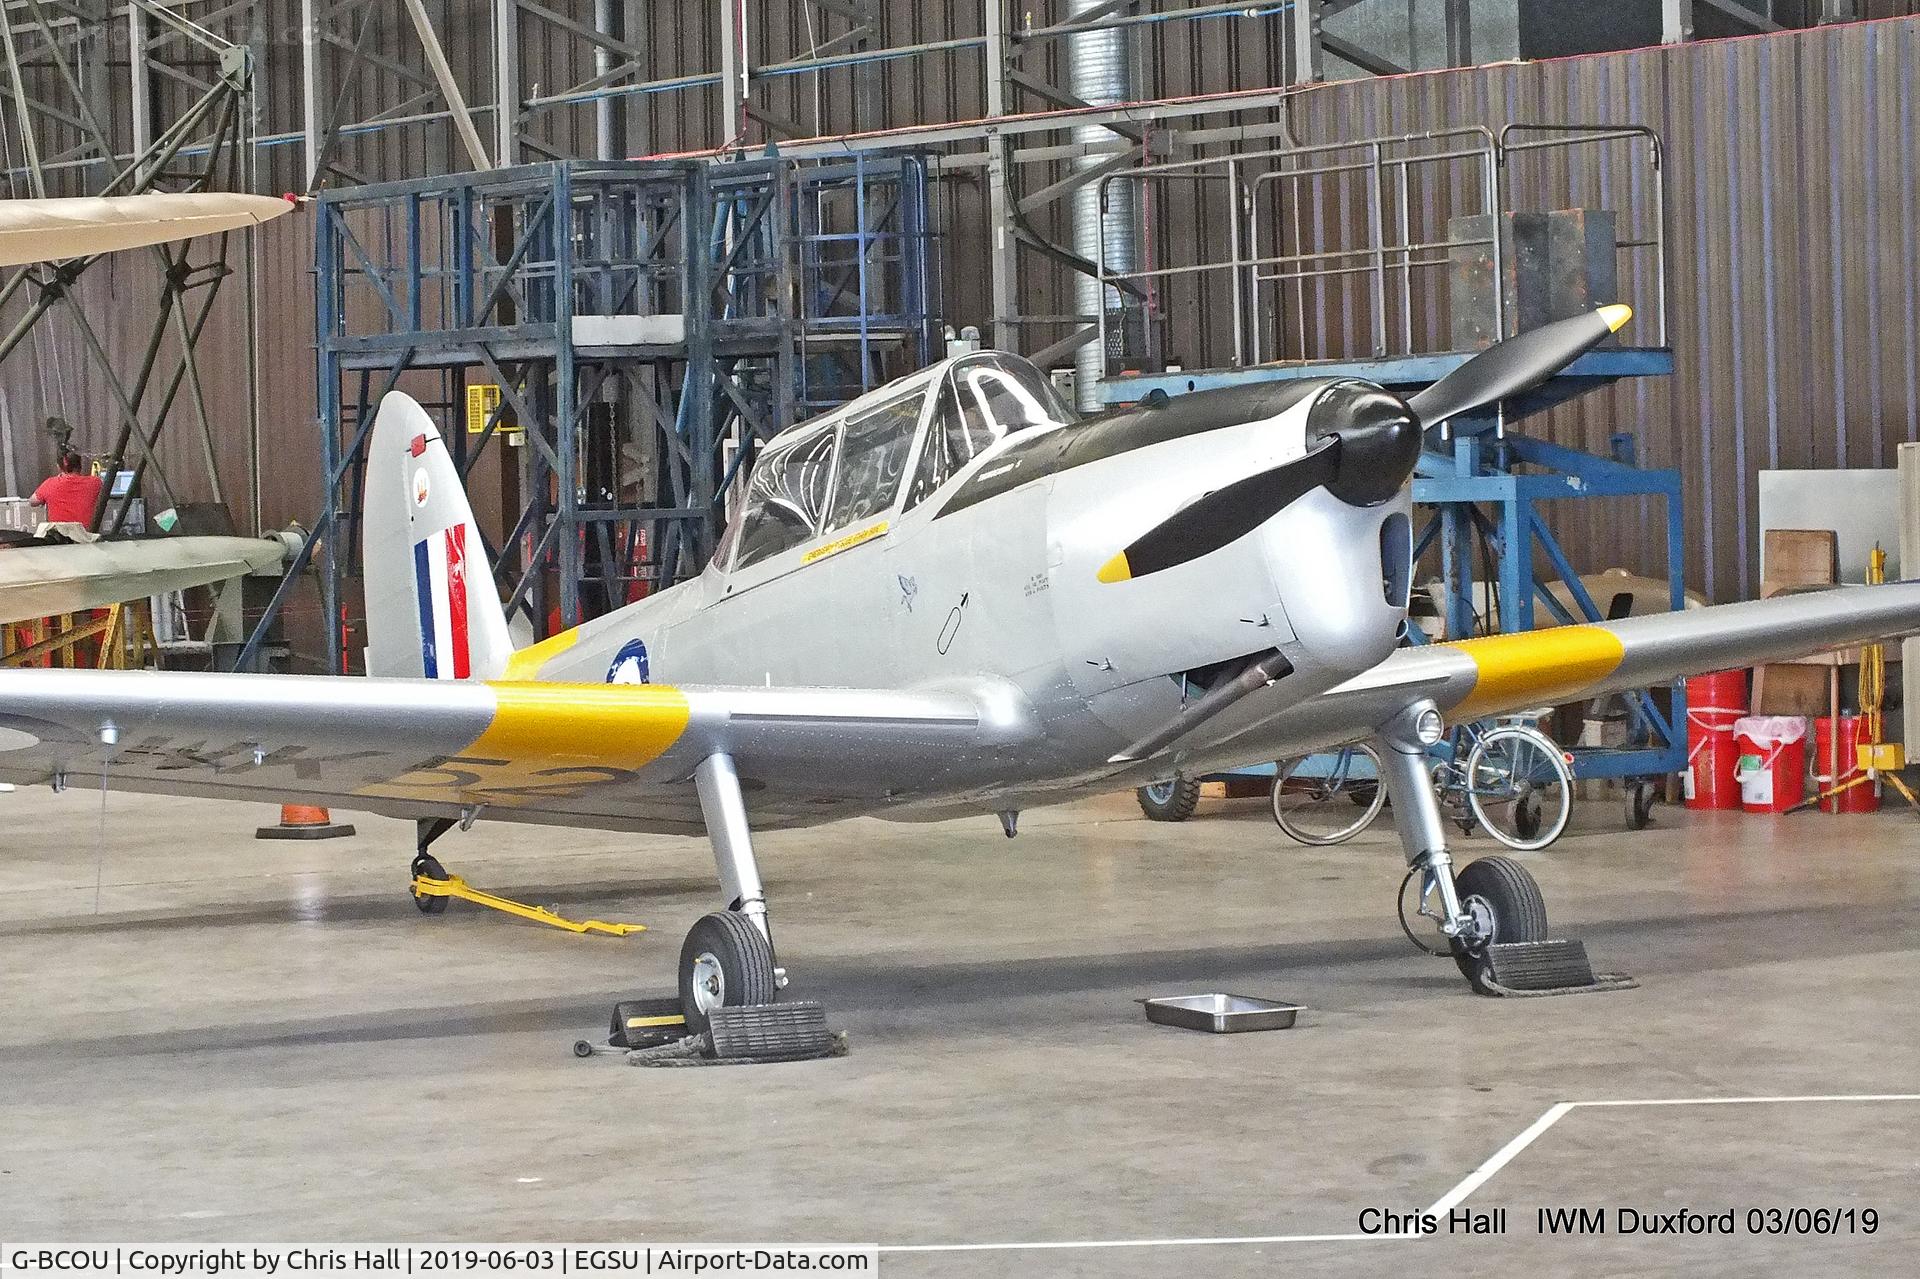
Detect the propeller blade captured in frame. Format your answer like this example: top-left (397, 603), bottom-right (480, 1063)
top-left (1097, 381), bottom-right (1422, 584)
top-left (1406, 304), bottom-right (1632, 429)
top-left (1097, 441), bottom-right (1341, 584)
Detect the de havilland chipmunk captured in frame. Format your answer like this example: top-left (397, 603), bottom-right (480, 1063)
top-left (5, 300), bottom-right (1920, 1028)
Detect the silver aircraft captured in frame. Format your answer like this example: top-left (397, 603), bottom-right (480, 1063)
top-left (4, 304), bottom-right (1920, 1026)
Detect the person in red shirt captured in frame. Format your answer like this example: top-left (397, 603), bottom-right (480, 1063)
top-left (32, 450), bottom-right (103, 527)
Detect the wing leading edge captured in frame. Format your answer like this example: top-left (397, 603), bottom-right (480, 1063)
top-left (1176, 581), bottom-right (1920, 776)
top-left (1349, 580), bottom-right (1920, 730)
top-left (0, 672), bottom-right (1016, 834)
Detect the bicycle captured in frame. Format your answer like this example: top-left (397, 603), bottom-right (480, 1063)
top-left (1268, 719), bottom-right (1573, 851)
top-left (1268, 741), bottom-right (1387, 844)
top-left (1430, 719), bottom-right (1574, 851)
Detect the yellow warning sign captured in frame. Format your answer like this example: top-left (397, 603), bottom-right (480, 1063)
top-left (466, 384), bottom-right (519, 435)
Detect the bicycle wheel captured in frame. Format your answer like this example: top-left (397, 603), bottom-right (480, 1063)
top-left (1464, 725), bottom-right (1572, 851)
top-left (1271, 743), bottom-right (1387, 845)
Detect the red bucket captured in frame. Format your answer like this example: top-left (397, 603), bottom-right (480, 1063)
top-left (1733, 716), bottom-right (1807, 814)
top-left (1684, 670), bottom-right (1748, 811)
top-left (1813, 715), bottom-right (1880, 814)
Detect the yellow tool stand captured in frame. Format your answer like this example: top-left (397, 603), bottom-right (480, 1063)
top-left (1793, 546), bottom-right (1920, 815)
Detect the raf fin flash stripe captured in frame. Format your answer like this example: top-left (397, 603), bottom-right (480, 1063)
top-left (414, 524), bottom-right (473, 681)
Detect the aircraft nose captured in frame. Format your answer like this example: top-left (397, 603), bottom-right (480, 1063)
top-left (1306, 382), bottom-right (1423, 507)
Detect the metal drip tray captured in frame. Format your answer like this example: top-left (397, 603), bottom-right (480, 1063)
top-left (1140, 993), bottom-right (1301, 1033)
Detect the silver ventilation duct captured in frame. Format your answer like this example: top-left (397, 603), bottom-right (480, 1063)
top-left (1067, 0), bottom-right (1139, 413)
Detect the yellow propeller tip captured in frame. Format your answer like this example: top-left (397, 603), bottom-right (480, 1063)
top-left (1096, 551), bottom-right (1132, 584)
top-left (1600, 303), bottom-right (1633, 333)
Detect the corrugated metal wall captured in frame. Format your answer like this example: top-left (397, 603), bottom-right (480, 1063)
top-left (3, 8), bottom-right (1917, 617)
top-left (1267, 16), bottom-right (1920, 603)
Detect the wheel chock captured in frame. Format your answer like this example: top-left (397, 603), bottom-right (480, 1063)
top-left (611, 1000), bottom-right (847, 1067)
top-left (609, 996), bottom-right (688, 1049)
top-left (1480, 939), bottom-right (1637, 996)
top-left (408, 871), bottom-right (645, 937)
top-left (707, 1001), bottom-right (839, 1061)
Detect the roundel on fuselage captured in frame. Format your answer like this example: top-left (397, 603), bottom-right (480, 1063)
top-left (605, 638), bottom-right (651, 684)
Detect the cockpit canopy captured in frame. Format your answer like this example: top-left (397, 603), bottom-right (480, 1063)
top-left (725, 353), bottom-right (1075, 572)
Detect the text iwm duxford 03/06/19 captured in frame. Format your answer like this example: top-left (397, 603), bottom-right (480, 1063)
top-left (6, 299), bottom-right (1920, 1027)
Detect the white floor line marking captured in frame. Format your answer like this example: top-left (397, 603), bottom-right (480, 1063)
top-left (1423, 1101), bottom-right (1574, 1218)
top-left (1569, 1093), bottom-right (1920, 1108)
top-left (1425, 1092), bottom-right (1920, 1219)
top-left (878, 1093), bottom-right (1920, 1255)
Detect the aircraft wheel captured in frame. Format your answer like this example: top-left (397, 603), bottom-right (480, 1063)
top-left (679, 911), bottom-right (777, 1035)
top-left (410, 852), bottom-right (449, 915)
top-left (1449, 856), bottom-right (1549, 994)
top-left (1136, 774), bottom-right (1201, 822)
top-left (1626, 779), bottom-right (1657, 830)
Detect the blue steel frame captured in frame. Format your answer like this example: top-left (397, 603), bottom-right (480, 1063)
top-left (236, 154), bottom-right (936, 674)
top-left (1410, 428), bottom-right (1686, 781)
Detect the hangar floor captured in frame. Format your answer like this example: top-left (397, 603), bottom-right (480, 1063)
top-left (1, 785), bottom-right (1916, 1275)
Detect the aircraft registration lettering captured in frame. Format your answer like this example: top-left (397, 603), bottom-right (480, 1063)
top-left (365, 754), bottom-right (640, 801)
top-left (355, 684), bottom-right (690, 806)
top-left (802, 521), bottom-right (889, 565)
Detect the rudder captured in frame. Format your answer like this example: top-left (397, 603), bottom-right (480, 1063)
top-left (362, 392), bottom-right (514, 680)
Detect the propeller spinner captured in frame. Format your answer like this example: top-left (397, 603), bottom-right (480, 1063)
top-left (1097, 304), bottom-right (1633, 584)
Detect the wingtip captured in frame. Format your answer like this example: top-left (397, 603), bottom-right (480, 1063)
top-left (1600, 303), bottom-right (1633, 333)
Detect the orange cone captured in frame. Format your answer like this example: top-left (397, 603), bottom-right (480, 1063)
top-left (256, 804), bottom-right (357, 840)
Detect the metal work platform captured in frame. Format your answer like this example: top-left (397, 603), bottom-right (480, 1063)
top-left (1095, 121), bottom-right (1685, 784)
top-left (239, 154), bottom-right (936, 673)
top-left (1104, 347), bottom-right (1673, 415)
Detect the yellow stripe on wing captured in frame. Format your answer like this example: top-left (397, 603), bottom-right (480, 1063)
top-left (1445, 625), bottom-right (1626, 719)
top-left (359, 682), bottom-right (691, 806)
top-left (473, 682), bottom-right (690, 766)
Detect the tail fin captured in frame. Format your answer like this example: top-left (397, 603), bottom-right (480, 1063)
top-left (362, 392), bottom-right (514, 680)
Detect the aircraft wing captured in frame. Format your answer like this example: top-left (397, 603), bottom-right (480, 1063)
top-left (0, 192), bottom-right (293, 266)
top-left (0, 535), bottom-right (291, 625)
top-left (1185, 580), bottom-right (1920, 771)
top-left (0, 672), bottom-right (1020, 834)
top-left (1355, 581), bottom-right (1920, 734)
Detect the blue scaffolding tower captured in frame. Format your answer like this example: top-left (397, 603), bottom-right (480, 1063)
top-left (238, 154), bottom-right (937, 673)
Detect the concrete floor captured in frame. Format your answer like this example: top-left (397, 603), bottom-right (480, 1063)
top-left (1, 783), bottom-right (1917, 1275)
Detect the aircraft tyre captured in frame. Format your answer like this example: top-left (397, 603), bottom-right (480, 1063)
top-left (1449, 855), bottom-right (1548, 994)
top-left (1136, 774), bottom-right (1201, 822)
top-left (410, 852), bottom-right (449, 915)
top-left (680, 910), bottom-right (777, 1035)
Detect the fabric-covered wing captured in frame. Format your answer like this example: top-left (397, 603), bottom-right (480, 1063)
top-left (1355, 581), bottom-right (1920, 731)
top-left (0, 536), bottom-right (289, 625)
top-left (0, 671), bottom-right (1022, 834)
top-left (1186, 580), bottom-right (1920, 772)
top-left (0, 193), bottom-right (293, 265)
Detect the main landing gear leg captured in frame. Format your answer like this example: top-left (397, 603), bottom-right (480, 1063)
top-left (1372, 701), bottom-right (1548, 995)
top-left (684, 753), bottom-right (783, 1033)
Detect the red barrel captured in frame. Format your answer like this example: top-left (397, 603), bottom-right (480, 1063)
top-left (1733, 716), bottom-right (1807, 814)
top-left (1813, 715), bottom-right (1880, 814)
top-left (1684, 670), bottom-right (1749, 811)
